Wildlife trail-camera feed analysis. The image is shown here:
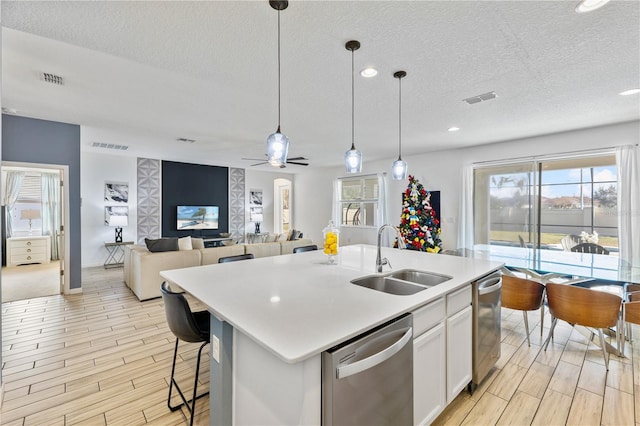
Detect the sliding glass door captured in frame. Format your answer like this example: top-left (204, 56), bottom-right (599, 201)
top-left (473, 153), bottom-right (618, 253)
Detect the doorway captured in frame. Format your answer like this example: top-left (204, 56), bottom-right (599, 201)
top-left (273, 178), bottom-right (292, 235)
top-left (1, 162), bottom-right (70, 302)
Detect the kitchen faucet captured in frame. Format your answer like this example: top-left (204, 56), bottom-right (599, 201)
top-left (376, 224), bottom-right (405, 272)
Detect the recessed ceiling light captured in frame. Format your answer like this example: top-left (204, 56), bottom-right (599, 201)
top-left (448, 127), bottom-right (460, 132)
top-left (619, 88), bottom-right (640, 96)
top-left (360, 67), bottom-right (378, 78)
top-left (575, 0), bottom-right (611, 13)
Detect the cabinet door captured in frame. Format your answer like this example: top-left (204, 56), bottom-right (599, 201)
top-left (414, 322), bottom-right (446, 426)
top-left (446, 305), bottom-right (472, 403)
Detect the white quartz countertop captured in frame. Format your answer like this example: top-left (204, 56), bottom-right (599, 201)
top-left (160, 244), bottom-right (503, 363)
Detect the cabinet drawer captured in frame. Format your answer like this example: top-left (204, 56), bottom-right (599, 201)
top-left (413, 298), bottom-right (445, 336)
top-left (447, 286), bottom-right (471, 316)
top-left (11, 239), bottom-right (47, 249)
top-left (11, 253), bottom-right (47, 264)
top-left (11, 245), bottom-right (46, 256)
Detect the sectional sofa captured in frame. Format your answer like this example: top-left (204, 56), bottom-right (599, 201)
top-left (123, 238), bottom-right (314, 301)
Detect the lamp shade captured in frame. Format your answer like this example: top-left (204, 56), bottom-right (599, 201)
top-left (20, 209), bottom-right (41, 220)
top-left (251, 213), bottom-right (264, 223)
top-left (108, 215), bottom-right (128, 227)
top-left (266, 130), bottom-right (289, 167)
top-left (392, 159), bottom-right (408, 180)
top-left (345, 147), bottom-right (362, 173)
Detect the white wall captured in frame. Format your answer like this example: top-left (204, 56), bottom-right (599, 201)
top-left (294, 121), bottom-right (640, 250)
top-left (81, 151), bottom-right (138, 267)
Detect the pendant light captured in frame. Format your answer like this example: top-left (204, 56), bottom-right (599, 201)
top-left (344, 40), bottom-right (363, 173)
top-left (392, 71), bottom-right (408, 180)
top-left (266, 0), bottom-right (290, 167)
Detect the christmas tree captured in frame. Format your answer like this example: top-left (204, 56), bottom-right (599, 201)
top-left (398, 175), bottom-right (442, 253)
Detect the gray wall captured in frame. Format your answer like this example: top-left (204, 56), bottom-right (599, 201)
top-left (2, 114), bottom-right (82, 289)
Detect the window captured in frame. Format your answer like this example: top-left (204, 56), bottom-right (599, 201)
top-left (473, 153), bottom-right (618, 252)
top-left (11, 173), bottom-right (43, 235)
top-left (337, 176), bottom-right (380, 227)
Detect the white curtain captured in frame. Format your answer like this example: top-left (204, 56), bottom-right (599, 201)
top-left (457, 165), bottom-right (475, 250)
top-left (377, 173), bottom-right (389, 227)
top-left (617, 145), bottom-right (640, 267)
top-left (41, 172), bottom-right (61, 260)
top-left (3, 171), bottom-right (26, 237)
top-left (331, 179), bottom-right (341, 226)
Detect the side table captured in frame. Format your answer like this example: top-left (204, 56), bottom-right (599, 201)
top-left (104, 241), bottom-right (134, 269)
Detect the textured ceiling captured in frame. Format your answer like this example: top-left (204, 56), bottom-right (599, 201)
top-left (2, 1), bottom-right (639, 171)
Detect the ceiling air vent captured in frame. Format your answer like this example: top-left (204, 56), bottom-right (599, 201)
top-left (91, 142), bottom-right (129, 151)
top-left (462, 91), bottom-right (497, 105)
top-left (177, 138), bottom-right (196, 143)
top-left (42, 72), bottom-right (64, 85)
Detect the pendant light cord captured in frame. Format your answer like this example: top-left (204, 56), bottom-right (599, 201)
top-left (398, 75), bottom-right (402, 160)
top-left (277, 9), bottom-right (281, 131)
top-left (351, 47), bottom-right (355, 150)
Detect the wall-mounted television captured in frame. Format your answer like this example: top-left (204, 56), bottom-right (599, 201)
top-left (177, 205), bottom-right (219, 230)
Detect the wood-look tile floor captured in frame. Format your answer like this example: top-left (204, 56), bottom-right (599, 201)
top-left (0, 266), bottom-right (210, 425)
top-left (1, 267), bottom-right (638, 425)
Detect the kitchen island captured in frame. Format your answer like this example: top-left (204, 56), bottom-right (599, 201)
top-left (160, 244), bottom-right (503, 425)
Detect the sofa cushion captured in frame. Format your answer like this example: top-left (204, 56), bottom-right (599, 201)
top-left (245, 242), bottom-right (281, 258)
top-left (280, 238), bottom-right (314, 255)
top-left (191, 237), bottom-right (205, 249)
top-left (178, 236), bottom-right (193, 250)
top-left (200, 244), bottom-right (245, 265)
top-left (145, 237), bottom-right (179, 253)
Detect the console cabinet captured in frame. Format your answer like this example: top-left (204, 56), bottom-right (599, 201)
top-left (6, 236), bottom-right (51, 267)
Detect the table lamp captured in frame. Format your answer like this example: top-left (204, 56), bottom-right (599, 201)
top-left (108, 215), bottom-right (128, 243)
top-left (252, 213), bottom-right (263, 234)
top-left (20, 209), bottom-right (41, 235)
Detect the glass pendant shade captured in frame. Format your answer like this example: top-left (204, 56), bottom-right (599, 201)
top-left (392, 158), bottom-right (408, 180)
top-left (266, 128), bottom-right (289, 166)
top-left (344, 146), bottom-right (362, 173)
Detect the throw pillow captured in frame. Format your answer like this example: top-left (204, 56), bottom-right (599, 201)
top-left (287, 229), bottom-right (296, 241)
top-left (277, 233), bottom-right (288, 242)
top-left (191, 237), bottom-right (205, 250)
top-left (265, 234), bottom-right (278, 243)
top-left (145, 237), bottom-right (179, 253)
top-left (178, 236), bottom-right (193, 251)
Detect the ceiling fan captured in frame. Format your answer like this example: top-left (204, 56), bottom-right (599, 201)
top-left (242, 156), bottom-right (310, 168)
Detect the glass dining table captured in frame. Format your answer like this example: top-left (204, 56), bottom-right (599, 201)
top-left (468, 244), bottom-right (640, 285)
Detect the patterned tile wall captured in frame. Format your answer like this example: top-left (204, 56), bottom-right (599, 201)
top-left (137, 158), bottom-right (161, 244)
top-left (229, 168), bottom-right (245, 243)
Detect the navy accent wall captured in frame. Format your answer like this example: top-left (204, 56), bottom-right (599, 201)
top-left (161, 160), bottom-right (229, 238)
top-left (2, 114), bottom-right (82, 289)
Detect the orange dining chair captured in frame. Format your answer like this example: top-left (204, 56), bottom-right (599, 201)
top-left (501, 275), bottom-right (546, 347)
top-left (620, 283), bottom-right (640, 353)
top-left (543, 283), bottom-right (622, 370)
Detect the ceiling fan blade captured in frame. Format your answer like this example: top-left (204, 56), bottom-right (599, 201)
top-left (242, 157), bottom-right (268, 161)
top-left (286, 161), bottom-right (309, 166)
top-left (287, 156), bottom-right (308, 161)
top-left (250, 161), bottom-right (268, 167)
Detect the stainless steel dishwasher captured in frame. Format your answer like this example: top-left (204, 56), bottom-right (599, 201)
top-left (322, 313), bottom-right (413, 425)
top-left (471, 270), bottom-right (502, 392)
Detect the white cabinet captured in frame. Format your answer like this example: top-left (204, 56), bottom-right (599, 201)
top-left (446, 304), bottom-right (472, 403)
top-left (414, 322), bottom-right (446, 425)
top-left (6, 236), bottom-right (51, 267)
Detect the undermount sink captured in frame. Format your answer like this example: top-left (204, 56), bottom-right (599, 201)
top-left (350, 269), bottom-right (452, 295)
top-left (350, 275), bottom-right (427, 295)
top-left (388, 269), bottom-right (452, 287)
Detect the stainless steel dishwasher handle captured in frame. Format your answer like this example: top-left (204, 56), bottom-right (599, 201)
top-left (478, 277), bottom-right (502, 295)
top-left (336, 327), bottom-right (412, 379)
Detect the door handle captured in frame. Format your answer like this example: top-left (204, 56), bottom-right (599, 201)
top-left (336, 327), bottom-right (412, 379)
top-left (478, 278), bottom-right (502, 295)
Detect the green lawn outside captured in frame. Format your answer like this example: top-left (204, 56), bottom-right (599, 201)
top-left (489, 230), bottom-right (619, 249)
